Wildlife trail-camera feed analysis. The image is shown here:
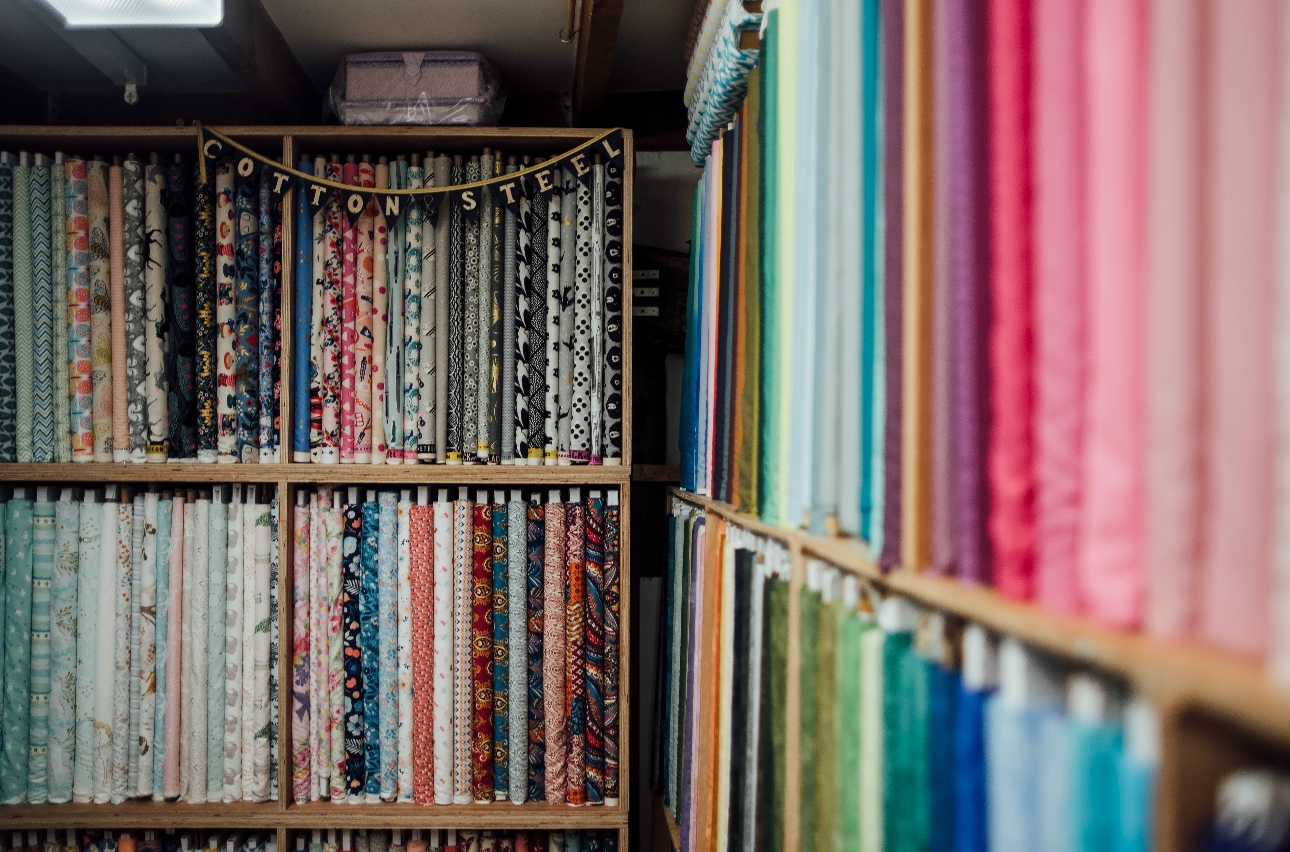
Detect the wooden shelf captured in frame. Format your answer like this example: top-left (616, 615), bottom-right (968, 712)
top-left (0, 802), bottom-right (286, 830)
top-left (0, 464), bottom-right (630, 486)
top-left (672, 488), bottom-right (1290, 749)
top-left (656, 797), bottom-right (680, 852)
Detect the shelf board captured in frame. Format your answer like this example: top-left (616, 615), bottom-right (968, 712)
top-left (0, 801), bottom-right (286, 830)
top-left (656, 797), bottom-right (680, 852)
top-left (0, 464), bottom-right (630, 486)
top-left (673, 488), bottom-right (1290, 748)
top-left (282, 802), bottom-right (627, 830)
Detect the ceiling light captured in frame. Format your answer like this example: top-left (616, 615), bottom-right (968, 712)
top-left (39, 0), bottom-right (223, 28)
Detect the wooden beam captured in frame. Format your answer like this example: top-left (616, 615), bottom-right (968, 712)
top-left (571, 0), bottom-right (627, 125)
top-left (200, 0), bottom-right (319, 124)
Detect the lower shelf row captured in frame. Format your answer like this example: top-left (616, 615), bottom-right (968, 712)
top-left (0, 830), bottom-right (617, 852)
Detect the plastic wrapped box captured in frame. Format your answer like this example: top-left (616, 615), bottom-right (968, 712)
top-left (327, 50), bottom-right (506, 126)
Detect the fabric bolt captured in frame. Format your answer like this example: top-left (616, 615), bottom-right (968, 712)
top-left (250, 497), bottom-right (273, 800)
top-left (493, 500), bottom-right (511, 798)
top-left (317, 164), bottom-right (341, 463)
top-left (515, 169), bottom-right (532, 462)
top-left (418, 158), bottom-right (437, 461)
top-left (603, 496), bottom-right (620, 802)
top-left (602, 161), bottom-right (624, 463)
top-left (136, 494), bottom-right (158, 800)
top-left (371, 161), bottom-right (389, 463)
top-left (121, 160), bottom-right (147, 462)
top-left (447, 158), bottom-right (466, 462)
top-left (1081, 0), bottom-right (1146, 630)
top-left (2, 497), bottom-right (32, 803)
top-left (404, 170), bottom-right (425, 463)
top-left (292, 501), bottom-right (311, 802)
top-left (52, 155), bottom-right (69, 463)
top-left (269, 497), bottom-right (280, 799)
top-left (487, 162), bottom-right (504, 461)
top-left (472, 501), bottom-right (494, 802)
top-left (544, 180), bottom-right (562, 464)
top-left (502, 163), bottom-right (520, 463)
top-left (565, 500), bottom-right (587, 803)
top-left (49, 498), bottom-right (79, 803)
top-left (91, 499), bottom-right (117, 804)
top-left (477, 159), bottom-right (496, 461)
top-left (144, 163), bottom-right (169, 461)
top-left (396, 498), bottom-right (415, 801)
top-left (223, 494), bottom-right (244, 802)
top-left (589, 163), bottom-right (604, 465)
top-left (463, 159), bottom-right (481, 461)
top-left (431, 500), bottom-right (455, 803)
top-left (108, 165), bottom-right (127, 462)
top-left (1200, 0), bottom-right (1278, 656)
top-left (30, 162), bottom-right (54, 462)
top-left (340, 162), bottom-right (358, 461)
top-left (528, 184), bottom-right (550, 462)
top-left (13, 157), bottom-right (34, 464)
top-left (163, 497), bottom-right (183, 799)
top-left (87, 162), bottom-right (113, 461)
top-left (206, 498), bottom-right (228, 799)
top-left (508, 498), bottom-right (528, 801)
top-left (0, 160), bottom-right (11, 463)
top-left (569, 177), bottom-right (594, 464)
top-left (184, 498), bottom-right (209, 803)
top-left (360, 500), bottom-right (382, 798)
top-left (235, 170), bottom-right (260, 463)
top-left (379, 493), bottom-right (399, 799)
top-left (410, 502), bottom-right (433, 804)
top-left (326, 499), bottom-right (347, 799)
top-left (453, 497), bottom-right (475, 803)
top-left (258, 169), bottom-right (279, 462)
top-left (354, 162), bottom-right (375, 463)
top-left (72, 496), bottom-right (99, 802)
top-left (383, 160), bottom-right (405, 464)
top-left (526, 501), bottom-right (546, 800)
top-left (166, 164), bottom-right (197, 459)
top-left (294, 161), bottom-right (314, 460)
top-left (125, 500), bottom-right (144, 797)
top-left (584, 495), bottom-right (606, 803)
top-left (27, 499), bottom-right (54, 803)
top-left (65, 159), bottom-right (93, 461)
top-left (194, 162), bottom-right (217, 460)
top-left (543, 500), bottom-right (567, 802)
top-left (558, 169), bottom-right (576, 462)
top-left (305, 494), bottom-right (326, 799)
top-left (346, 501), bottom-right (369, 798)
top-left (434, 154), bottom-right (452, 462)
top-left (309, 160), bottom-right (327, 461)
top-left (1145, 0), bottom-right (1201, 640)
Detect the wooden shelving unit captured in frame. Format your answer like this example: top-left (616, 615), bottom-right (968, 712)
top-left (670, 488), bottom-right (1290, 852)
top-left (0, 125), bottom-right (635, 852)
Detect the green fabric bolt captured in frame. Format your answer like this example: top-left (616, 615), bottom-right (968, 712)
top-left (797, 589), bottom-right (820, 852)
top-left (859, 626), bottom-right (884, 852)
top-left (815, 598), bottom-right (840, 852)
top-left (758, 9), bottom-right (781, 520)
top-left (27, 498), bottom-right (54, 803)
top-left (882, 630), bottom-right (929, 852)
top-left (762, 576), bottom-right (790, 852)
top-left (3, 497), bottom-right (34, 803)
top-left (838, 612), bottom-right (866, 852)
top-left (737, 64), bottom-right (764, 513)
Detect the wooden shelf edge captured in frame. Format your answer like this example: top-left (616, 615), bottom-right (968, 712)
top-left (670, 488), bottom-right (1290, 748)
top-left (0, 464), bottom-right (630, 485)
top-left (0, 801), bottom-right (627, 830)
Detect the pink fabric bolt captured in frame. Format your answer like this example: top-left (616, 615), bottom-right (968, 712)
top-left (986, 0), bottom-right (1037, 602)
top-left (1199, 0), bottom-right (1280, 659)
top-left (1079, 0), bottom-right (1147, 630)
top-left (1032, 0), bottom-right (1085, 615)
top-left (1145, 0), bottom-right (1204, 640)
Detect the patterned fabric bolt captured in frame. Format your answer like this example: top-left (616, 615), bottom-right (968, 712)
top-left (31, 162), bottom-right (54, 462)
top-left (234, 172), bottom-right (260, 462)
top-left (370, 162), bottom-right (388, 463)
top-left (14, 157), bottom-right (34, 463)
top-left (569, 177), bottom-right (594, 464)
top-left (250, 497), bottom-right (272, 801)
top-left (584, 494), bottom-right (606, 803)
top-left (326, 498), bottom-right (346, 799)
top-left (49, 497), bottom-right (78, 802)
top-left (526, 501), bottom-right (546, 800)
top-left (87, 161), bottom-right (112, 461)
top-left (383, 160), bottom-right (404, 464)
top-left (343, 501), bottom-right (366, 798)
top-left (396, 496), bottom-right (414, 801)
top-left (340, 162), bottom-right (358, 462)
top-left (136, 494), bottom-right (158, 800)
top-left (143, 163), bottom-right (169, 460)
top-left (543, 499), bottom-right (567, 802)
top-left (528, 185), bottom-right (549, 462)
top-left (477, 154), bottom-right (495, 462)
top-left (447, 158), bottom-right (465, 462)
top-left (492, 498), bottom-right (510, 798)
top-left (0, 161), bottom-right (13, 462)
top-left (507, 497), bottom-right (529, 801)
top-left (589, 162), bottom-right (604, 464)
top-left (432, 498), bottom-right (455, 803)
top-left (3, 498), bottom-right (33, 803)
top-left (166, 163), bottom-right (197, 459)
top-left (354, 162), bottom-right (375, 462)
top-left (557, 170), bottom-right (576, 461)
top-left (206, 497), bottom-right (228, 799)
top-left (378, 492), bottom-right (399, 798)
top-left (269, 496), bottom-right (280, 799)
top-left (502, 162), bottom-right (519, 463)
top-left (65, 159), bottom-right (93, 461)
top-left (194, 163), bottom-right (217, 460)
top-left (471, 499), bottom-right (494, 802)
top-left (320, 163), bottom-right (343, 463)
top-left (108, 164), bottom-right (127, 462)
top-left (258, 168), bottom-right (277, 461)
top-left (293, 501), bottom-right (311, 802)
top-left (72, 495), bottom-right (99, 802)
top-left (603, 495), bottom-right (621, 801)
top-left (602, 162), bottom-right (624, 463)
top-left (452, 495), bottom-right (474, 803)
top-left (360, 499), bottom-right (382, 799)
top-left (123, 160), bottom-right (148, 462)
top-left (463, 158), bottom-right (481, 462)
top-left (544, 179), bottom-right (562, 464)
top-left (410, 502), bottom-right (434, 804)
top-left (27, 498), bottom-right (55, 803)
top-left (110, 500), bottom-right (132, 803)
top-left (126, 498), bottom-right (144, 796)
top-left (216, 159), bottom-right (238, 460)
top-left (403, 169), bottom-right (424, 463)
top-left (565, 500), bottom-right (587, 803)
top-left (223, 492), bottom-right (244, 801)
top-left (151, 496), bottom-right (171, 799)
top-left (52, 154), bottom-right (69, 463)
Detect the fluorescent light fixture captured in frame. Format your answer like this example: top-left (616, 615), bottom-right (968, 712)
top-left (39, 0), bottom-right (223, 27)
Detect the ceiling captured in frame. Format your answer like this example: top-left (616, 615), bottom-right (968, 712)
top-left (0, 0), bottom-right (692, 98)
